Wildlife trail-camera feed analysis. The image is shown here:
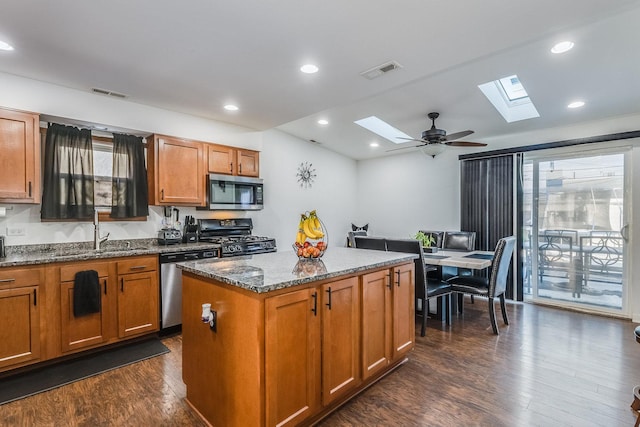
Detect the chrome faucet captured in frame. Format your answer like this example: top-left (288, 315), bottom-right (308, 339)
top-left (94, 209), bottom-right (110, 250)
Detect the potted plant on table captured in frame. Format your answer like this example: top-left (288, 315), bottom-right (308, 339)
top-left (413, 231), bottom-right (438, 253)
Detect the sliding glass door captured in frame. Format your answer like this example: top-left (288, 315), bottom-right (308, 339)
top-left (522, 148), bottom-right (630, 314)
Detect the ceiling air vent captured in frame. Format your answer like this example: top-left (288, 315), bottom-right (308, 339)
top-left (92, 88), bottom-right (127, 98)
top-left (359, 61), bottom-right (403, 80)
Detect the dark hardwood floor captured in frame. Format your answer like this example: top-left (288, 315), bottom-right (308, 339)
top-left (1, 298), bottom-right (638, 426)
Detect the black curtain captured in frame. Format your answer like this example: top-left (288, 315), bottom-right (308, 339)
top-left (111, 133), bottom-right (149, 218)
top-left (460, 155), bottom-right (516, 299)
top-left (41, 123), bottom-right (95, 220)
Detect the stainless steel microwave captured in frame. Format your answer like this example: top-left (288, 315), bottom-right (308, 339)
top-left (207, 173), bottom-right (264, 210)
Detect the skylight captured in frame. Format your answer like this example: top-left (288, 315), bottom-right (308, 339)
top-left (478, 74), bottom-right (539, 123)
top-left (498, 76), bottom-right (528, 101)
top-left (354, 116), bottom-right (412, 144)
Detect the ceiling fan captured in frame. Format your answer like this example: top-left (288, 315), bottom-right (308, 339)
top-left (389, 112), bottom-right (487, 157)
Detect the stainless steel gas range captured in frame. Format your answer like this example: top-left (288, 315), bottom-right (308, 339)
top-left (197, 218), bottom-right (277, 257)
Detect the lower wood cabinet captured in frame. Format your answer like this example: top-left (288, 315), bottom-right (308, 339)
top-left (265, 277), bottom-right (360, 426)
top-left (59, 262), bottom-right (112, 353)
top-left (361, 269), bottom-right (392, 379)
top-left (392, 263), bottom-right (415, 359)
top-left (183, 262), bottom-right (414, 427)
top-left (0, 266), bottom-right (43, 370)
top-left (116, 256), bottom-right (159, 338)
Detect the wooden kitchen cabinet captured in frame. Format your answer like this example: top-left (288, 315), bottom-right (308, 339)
top-left (59, 262), bottom-right (113, 354)
top-left (0, 108), bottom-right (40, 203)
top-left (182, 260), bottom-right (413, 427)
top-left (320, 277), bottom-right (361, 405)
top-left (147, 134), bottom-right (205, 206)
top-left (265, 276), bottom-right (360, 426)
top-left (0, 267), bottom-right (43, 370)
top-left (361, 269), bottom-right (392, 380)
top-left (207, 143), bottom-right (260, 177)
top-left (265, 288), bottom-right (321, 427)
top-left (116, 256), bottom-right (159, 338)
top-left (392, 263), bottom-right (415, 360)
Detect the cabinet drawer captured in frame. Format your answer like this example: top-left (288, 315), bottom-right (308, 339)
top-left (60, 262), bottom-right (110, 282)
top-left (0, 268), bottom-right (41, 288)
top-left (117, 256), bottom-right (157, 275)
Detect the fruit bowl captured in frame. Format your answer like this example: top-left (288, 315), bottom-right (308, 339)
top-left (294, 210), bottom-right (328, 259)
top-left (292, 240), bottom-right (327, 259)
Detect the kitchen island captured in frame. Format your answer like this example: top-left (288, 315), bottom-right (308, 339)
top-left (177, 247), bottom-right (417, 427)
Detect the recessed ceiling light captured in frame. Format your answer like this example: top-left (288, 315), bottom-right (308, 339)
top-left (567, 101), bottom-right (585, 109)
top-left (369, 142), bottom-right (379, 148)
top-left (317, 119), bottom-right (329, 125)
top-left (224, 104), bottom-right (239, 111)
top-left (0, 40), bottom-right (15, 51)
top-left (551, 41), bottom-right (574, 54)
top-left (300, 64), bottom-right (319, 74)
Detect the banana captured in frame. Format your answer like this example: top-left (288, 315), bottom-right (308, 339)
top-left (302, 217), bottom-right (320, 239)
top-left (309, 210), bottom-right (324, 238)
top-left (296, 214), bottom-right (309, 244)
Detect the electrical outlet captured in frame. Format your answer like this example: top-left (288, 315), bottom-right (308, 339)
top-left (6, 226), bottom-right (26, 236)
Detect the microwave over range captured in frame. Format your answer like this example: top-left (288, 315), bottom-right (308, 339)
top-left (207, 173), bottom-right (264, 210)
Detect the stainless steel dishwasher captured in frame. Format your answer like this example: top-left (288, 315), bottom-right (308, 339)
top-left (159, 248), bottom-right (217, 333)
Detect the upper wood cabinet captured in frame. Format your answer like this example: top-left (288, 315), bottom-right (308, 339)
top-left (207, 143), bottom-right (260, 177)
top-left (0, 108), bottom-right (40, 203)
top-left (147, 134), bottom-right (206, 206)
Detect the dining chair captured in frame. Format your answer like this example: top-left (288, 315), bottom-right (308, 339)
top-left (347, 230), bottom-right (368, 248)
top-left (446, 236), bottom-right (516, 335)
top-left (442, 231), bottom-right (476, 251)
top-left (386, 238), bottom-right (452, 337)
top-left (354, 236), bottom-right (387, 251)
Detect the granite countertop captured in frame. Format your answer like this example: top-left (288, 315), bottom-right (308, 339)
top-left (0, 238), bottom-right (221, 268)
top-left (177, 247), bottom-right (418, 294)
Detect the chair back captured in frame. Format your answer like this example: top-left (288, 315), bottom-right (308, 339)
top-left (418, 230), bottom-right (444, 248)
top-left (354, 236), bottom-right (387, 251)
top-left (489, 236), bottom-right (516, 297)
top-left (386, 238), bottom-right (426, 300)
top-left (347, 230), bottom-right (367, 247)
top-left (443, 231), bottom-right (476, 251)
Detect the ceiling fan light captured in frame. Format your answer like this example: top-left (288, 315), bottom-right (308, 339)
top-left (421, 144), bottom-right (446, 158)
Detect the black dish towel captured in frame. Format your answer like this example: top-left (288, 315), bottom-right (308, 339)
top-left (73, 270), bottom-right (101, 317)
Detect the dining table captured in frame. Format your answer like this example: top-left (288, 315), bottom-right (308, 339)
top-left (422, 249), bottom-right (494, 270)
top-left (422, 249), bottom-right (495, 317)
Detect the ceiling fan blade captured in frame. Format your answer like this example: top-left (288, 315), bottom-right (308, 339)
top-left (445, 141), bottom-right (488, 147)
top-left (444, 130), bottom-right (474, 141)
top-left (395, 137), bottom-right (425, 143)
top-left (386, 144), bottom-right (426, 152)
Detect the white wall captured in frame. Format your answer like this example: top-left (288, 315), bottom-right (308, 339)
top-left (251, 130), bottom-right (357, 251)
top-left (0, 72), bottom-right (358, 250)
top-left (355, 148), bottom-right (461, 238)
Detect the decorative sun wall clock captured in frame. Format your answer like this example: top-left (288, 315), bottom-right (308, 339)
top-left (296, 161), bottom-right (317, 188)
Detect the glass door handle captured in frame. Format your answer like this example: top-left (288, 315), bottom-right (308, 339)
top-left (620, 224), bottom-right (630, 243)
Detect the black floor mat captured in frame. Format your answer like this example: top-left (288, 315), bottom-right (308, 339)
top-left (0, 338), bottom-right (170, 405)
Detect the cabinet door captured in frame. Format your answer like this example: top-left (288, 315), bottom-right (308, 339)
top-left (0, 109), bottom-right (39, 202)
top-left (392, 263), bottom-right (415, 360)
top-left (237, 149), bottom-right (260, 177)
top-left (156, 136), bottom-right (204, 205)
top-left (0, 286), bottom-right (40, 369)
top-left (208, 144), bottom-right (236, 175)
top-left (321, 277), bottom-right (360, 405)
top-left (117, 271), bottom-right (159, 338)
top-left (361, 269), bottom-right (392, 380)
top-left (60, 276), bottom-right (111, 353)
top-left (266, 288), bottom-right (321, 427)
